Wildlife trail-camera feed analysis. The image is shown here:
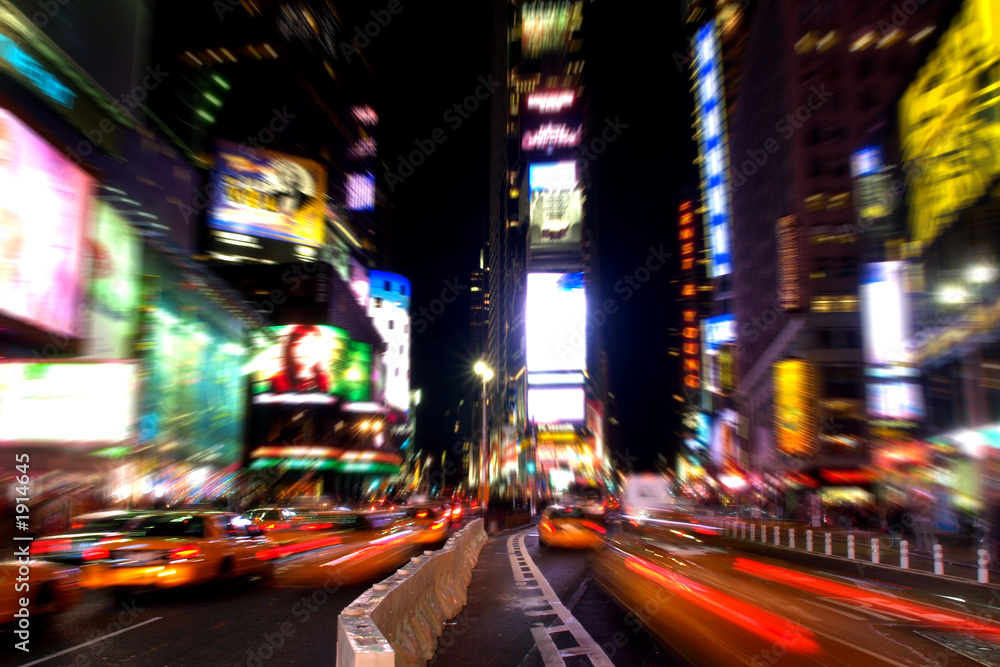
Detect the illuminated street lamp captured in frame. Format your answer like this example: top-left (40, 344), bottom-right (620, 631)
top-left (938, 285), bottom-right (969, 304)
top-left (474, 361), bottom-right (494, 512)
top-left (967, 265), bottom-right (998, 284)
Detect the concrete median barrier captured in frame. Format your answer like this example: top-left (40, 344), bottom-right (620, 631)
top-left (337, 519), bottom-right (487, 666)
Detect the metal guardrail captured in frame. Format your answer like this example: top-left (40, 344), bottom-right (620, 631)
top-left (725, 520), bottom-right (997, 585)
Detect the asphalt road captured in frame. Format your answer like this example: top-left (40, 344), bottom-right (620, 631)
top-left (0, 535), bottom-right (439, 667)
top-left (591, 528), bottom-right (1000, 666)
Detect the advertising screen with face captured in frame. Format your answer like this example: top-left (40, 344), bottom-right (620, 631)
top-left (0, 108), bottom-right (94, 338)
top-left (526, 272), bottom-right (586, 372)
top-left (250, 325), bottom-right (372, 402)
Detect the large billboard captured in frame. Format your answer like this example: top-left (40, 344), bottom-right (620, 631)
top-left (368, 271), bottom-right (411, 413)
top-left (528, 161), bottom-right (581, 251)
top-left (528, 387), bottom-right (585, 424)
top-left (250, 325), bottom-right (373, 403)
top-left (526, 272), bottom-right (586, 372)
top-left (0, 362), bottom-right (138, 444)
top-left (693, 21), bottom-right (733, 278)
top-left (207, 140), bottom-right (326, 259)
top-left (0, 108), bottom-right (94, 338)
top-left (900, 0), bottom-right (1000, 247)
top-left (867, 382), bottom-right (924, 421)
top-left (82, 202), bottom-right (142, 359)
top-left (774, 359), bottom-right (818, 457)
top-left (860, 262), bottom-right (910, 366)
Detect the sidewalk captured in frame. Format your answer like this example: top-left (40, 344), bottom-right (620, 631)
top-left (429, 526), bottom-right (545, 667)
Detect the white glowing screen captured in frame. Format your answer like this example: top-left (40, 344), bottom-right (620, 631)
top-left (526, 272), bottom-right (586, 372)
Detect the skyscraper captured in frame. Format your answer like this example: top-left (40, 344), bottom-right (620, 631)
top-left (488, 0), bottom-right (605, 499)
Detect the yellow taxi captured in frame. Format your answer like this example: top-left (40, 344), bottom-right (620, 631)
top-left (404, 503), bottom-right (451, 546)
top-left (0, 559), bottom-right (81, 627)
top-left (538, 505), bottom-right (607, 549)
top-left (81, 511), bottom-right (275, 593)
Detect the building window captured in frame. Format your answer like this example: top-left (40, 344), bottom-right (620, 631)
top-left (399, 345), bottom-right (404, 354)
top-left (388, 320), bottom-right (394, 330)
top-left (805, 193), bottom-right (826, 211)
top-left (374, 297), bottom-right (383, 308)
top-left (404, 324), bottom-right (410, 334)
top-left (811, 294), bottom-right (859, 313)
top-left (400, 285), bottom-right (407, 296)
top-left (384, 280), bottom-right (391, 290)
top-left (395, 368), bottom-right (400, 376)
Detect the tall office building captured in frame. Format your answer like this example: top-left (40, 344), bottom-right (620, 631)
top-left (488, 0), bottom-right (606, 499)
top-left (471, 247), bottom-right (489, 357)
top-left (715, 0), bottom-right (949, 499)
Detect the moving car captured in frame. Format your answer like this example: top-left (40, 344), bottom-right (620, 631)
top-left (403, 503), bottom-right (451, 545)
top-left (241, 507), bottom-right (301, 532)
top-left (0, 559), bottom-right (81, 627)
top-left (30, 510), bottom-right (145, 566)
top-left (562, 484), bottom-right (608, 522)
top-left (537, 504), bottom-right (607, 549)
top-left (82, 511), bottom-right (275, 594)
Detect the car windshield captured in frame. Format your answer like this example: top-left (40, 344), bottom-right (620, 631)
top-left (577, 488), bottom-right (602, 502)
top-left (125, 514), bottom-right (205, 538)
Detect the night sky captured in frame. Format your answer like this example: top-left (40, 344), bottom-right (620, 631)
top-left (373, 1), bottom-right (698, 471)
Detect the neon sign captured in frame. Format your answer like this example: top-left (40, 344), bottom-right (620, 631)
top-left (693, 22), bottom-right (733, 277)
top-left (522, 123), bottom-right (582, 151)
top-left (526, 90), bottom-right (575, 113)
top-left (0, 34), bottom-right (75, 109)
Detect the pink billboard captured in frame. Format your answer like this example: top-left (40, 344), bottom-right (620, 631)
top-left (0, 108), bottom-right (94, 338)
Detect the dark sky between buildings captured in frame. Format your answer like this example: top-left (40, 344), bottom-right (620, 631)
top-left (373, 1), bottom-right (699, 471)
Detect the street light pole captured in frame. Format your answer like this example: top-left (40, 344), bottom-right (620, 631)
top-left (474, 361), bottom-right (493, 515)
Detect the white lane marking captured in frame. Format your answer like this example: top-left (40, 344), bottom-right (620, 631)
top-left (566, 577), bottom-right (589, 612)
top-left (509, 530), bottom-right (615, 667)
top-left (531, 626), bottom-right (567, 666)
top-left (799, 598), bottom-right (868, 621)
top-left (807, 624), bottom-right (924, 667)
top-left (824, 597), bottom-right (904, 622)
top-left (19, 617), bottom-right (163, 667)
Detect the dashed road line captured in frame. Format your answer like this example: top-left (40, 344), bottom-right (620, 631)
top-left (508, 530), bottom-right (614, 667)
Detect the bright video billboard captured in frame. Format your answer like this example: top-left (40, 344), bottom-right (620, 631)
top-left (529, 161), bottom-right (576, 192)
top-left (693, 21), bottom-right (733, 277)
top-left (250, 325), bottom-right (372, 403)
top-left (82, 202), bottom-right (141, 358)
top-left (0, 362), bottom-right (138, 444)
top-left (207, 140), bottom-right (326, 251)
top-left (860, 262), bottom-right (909, 366)
top-left (900, 0), bottom-right (1000, 247)
top-left (0, 108), bottom-right (94, 338)
top-left (867, 382), bottom-right (924, 421)
top-left (526, 272), bottom-right (586, 372)
top-left (528, 387), bottom-right (585, 424)
top-left (774, 359), bottom-right (818, 457)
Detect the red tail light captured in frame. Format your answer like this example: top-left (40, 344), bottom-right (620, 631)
top-left (540, 520), bottom-right (556, 534)
top-left (168, 546), bottom-right (202, 560)
top-left (83, 547), bottom-right (110, 561)
top-left (70, 522), bottom-right (84, 530)
top-left (444, 508), bottom-right (452, 517)
top-left (32, 539), bottom-right (72, 555)
top-left (301, 523), bottom-right (334, 531)
top-left (582, 521), bottom-right (607, 534)
top-left (452, 507), bottom-right (462, 516)
top-left (416, 510), bottom-right (428, 518)
top-left (430, 518), bottom-right (447, 531)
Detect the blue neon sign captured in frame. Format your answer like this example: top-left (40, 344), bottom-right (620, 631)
top-left (0, 33), bottom-right (75, 109)
top-left (694, 22), bottom-right (732, 278)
